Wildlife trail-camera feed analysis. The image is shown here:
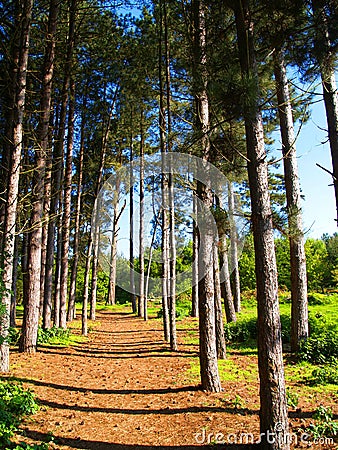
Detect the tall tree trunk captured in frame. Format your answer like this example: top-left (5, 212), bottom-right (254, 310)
top-left (0, 0), bottom-right (33, 370)
top-left (68, 96), bottom-right (87, 321)
top-left (163, 3), bottom-right (177, 350)
top-left (228, 182), bottom-right (241, 312)
top-left (214, 245), bottom-right (226, 359)
top-left (129, 125), bottom-right (137, 313)
top-left (233, 2), bottom-right (289, 448)
top-left (90, 88), bottom-right (117, 319)
top-left (107, 191), bottom-right (125, 306)
top-left (60, 78), bottom-right (75, 328)
top-left (43, 0), bottom-right (69, 329)
top-left (138, 110), bottom-right (145, 318)
top-left (191, 190), bottom-right (199, 317)
top-left (193, 0), bottom-right (222, 392)
top-left (158, 0), bottom-right (170, 340)
top-left (219, 233), bottom-right (237, 323)
top-left (312, 0), bottom-right (338, 224)
top-left (273, 48), bottom-right (308, 353)
top-left (82, 237), bottom-right (92, 336)
top-left (10, 234), bottom-right (19, 328)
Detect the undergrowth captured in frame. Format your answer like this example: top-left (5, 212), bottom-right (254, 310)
top-left (0, 380), bottom-right (48, 449)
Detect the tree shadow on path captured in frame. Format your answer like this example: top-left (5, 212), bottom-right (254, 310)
top-left (24, 429), bottom-right (260, 450)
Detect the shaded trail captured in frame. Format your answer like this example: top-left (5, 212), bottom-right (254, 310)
top-left (7, 310), bottom-right (261, 448)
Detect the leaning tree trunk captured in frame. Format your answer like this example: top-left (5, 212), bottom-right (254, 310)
top-left (193, 0), bottom-right (222, 393)
top-left (312, 0), bottom-right (338, 225)
top-left (0, 0), bottom-right (33, 370)
top-left (273, 48), bottom-right (308, 353)
top-left (233, 2), bottom-right (289, 448)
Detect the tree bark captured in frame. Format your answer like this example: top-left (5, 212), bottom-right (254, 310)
top-left (219, 233), bottom-right (237, 323)
top-left (129, 124), bottom-right (137, 313)
top-left (191, 190), bottom-right (199, 317)
top-left (0, 0), bottom-right (33, 369)
top-left (82, 237), bottom-right (92, 336)
top-left (214, 245), bottom-right (226, 359)
top-left (138, 110), bottom-right (145, 318)
top-left (68, 95), bottom-right (87, 321)
top-left (233, 2), bottom-right (289, 447)
top-left (193, 0), bottom-right (222, 392)
top-left (273, 48), bottom-right (308, 353)
top-left (228, 182), bottom-right (241, 312)
top-left (158, 1), bottom-right (170, 340)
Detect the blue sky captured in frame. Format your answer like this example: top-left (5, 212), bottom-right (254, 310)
top-left (287, 94), bottom-right (337, 239)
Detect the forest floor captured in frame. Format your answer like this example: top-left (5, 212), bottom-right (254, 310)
top-left (4, 306), bottom-right (338, 449)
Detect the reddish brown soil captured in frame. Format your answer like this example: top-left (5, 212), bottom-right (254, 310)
top-left (4, 308), bottom-right (337, 449)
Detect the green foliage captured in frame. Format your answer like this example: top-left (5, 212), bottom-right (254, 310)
top-left (0, 381), bottom-right (39, 447)
top-left (238, 235), bottom-right (256, 291)
top-left (298, 331), bottom-right (338, 364)
top-left (305, 239), bottom-right (331, 292)
top-left (37, 327), bottom-right (71, 346)
top-left (310, 364), bottom-right (338, 385)
top-left (306, 406), bottom-right (338, 439)
top-left (286, 388), bottom-right (299, 408)
top-left (224, 317), bottom-right (257, 343)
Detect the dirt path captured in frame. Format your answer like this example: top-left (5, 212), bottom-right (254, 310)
top-left (6, 309), bottom-right (336, 449)
top-left (6, 310), bottom-right (261, 449)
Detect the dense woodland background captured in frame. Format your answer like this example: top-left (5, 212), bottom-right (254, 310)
top-left (0, 1), bottom-right (337, 449)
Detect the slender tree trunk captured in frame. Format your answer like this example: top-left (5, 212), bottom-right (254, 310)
top-left (214, 245), bottom-right (226, 359)
top-left (312, 0), bottom-right (338, 224)
top-left (10, 234), bottom-right (19, 328)
top-left (193, 0), bottom-right (222, 392)
top-left (163, 4), bottom-right (177, 350)
top-left (43, 0), bottom-right (69, 329)
top-left (219, 233), bottom-right (237, 323)
top-left (129, 125), bottom-right (137, 313)
top-left (138, 111), bottom-right (145, 318)
top-left (90, 88), bottom-right (118, 319)
top-left (0, 0), bottom-right (33, 370)
top-left (68, 96), bottom-right (86, 321)
top-left (59, 79), bottom-right (75, 328)
top-left (228, 182), bottom-right (241, 312)
top-left (273, 48), bottom-right (308, 353)
top-left (233, 2), bottom-right (289, 447)
top-left (191, 190), bottom-right (199, 317)
top-left (82, 238), bottom-right (92, 336)
top-left (158, 0), bottom-right (170, 340)
top-left (168, 158), bottom-right (177, 350)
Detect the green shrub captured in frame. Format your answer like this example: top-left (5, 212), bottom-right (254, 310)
top-left (0, 381), bottom-right (39, 447)
top-left (224, 318), bottom-right (257, 343)
top-left (37, 326), bottom-right (70, 345)
top-left (224, 314), bottom-right (291, 344)
top-left (298, 331), bottom-right (338, 364)
top-left (306, 406), bottom-right (338, 439)
top-left (310, 364), bottom-right (338, 385)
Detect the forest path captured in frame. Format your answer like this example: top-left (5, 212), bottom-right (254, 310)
top-left (8, 309), bottom-right (260, 449)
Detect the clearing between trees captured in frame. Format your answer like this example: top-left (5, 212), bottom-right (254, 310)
top-left (3, 306), bottom-right (337, 449)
